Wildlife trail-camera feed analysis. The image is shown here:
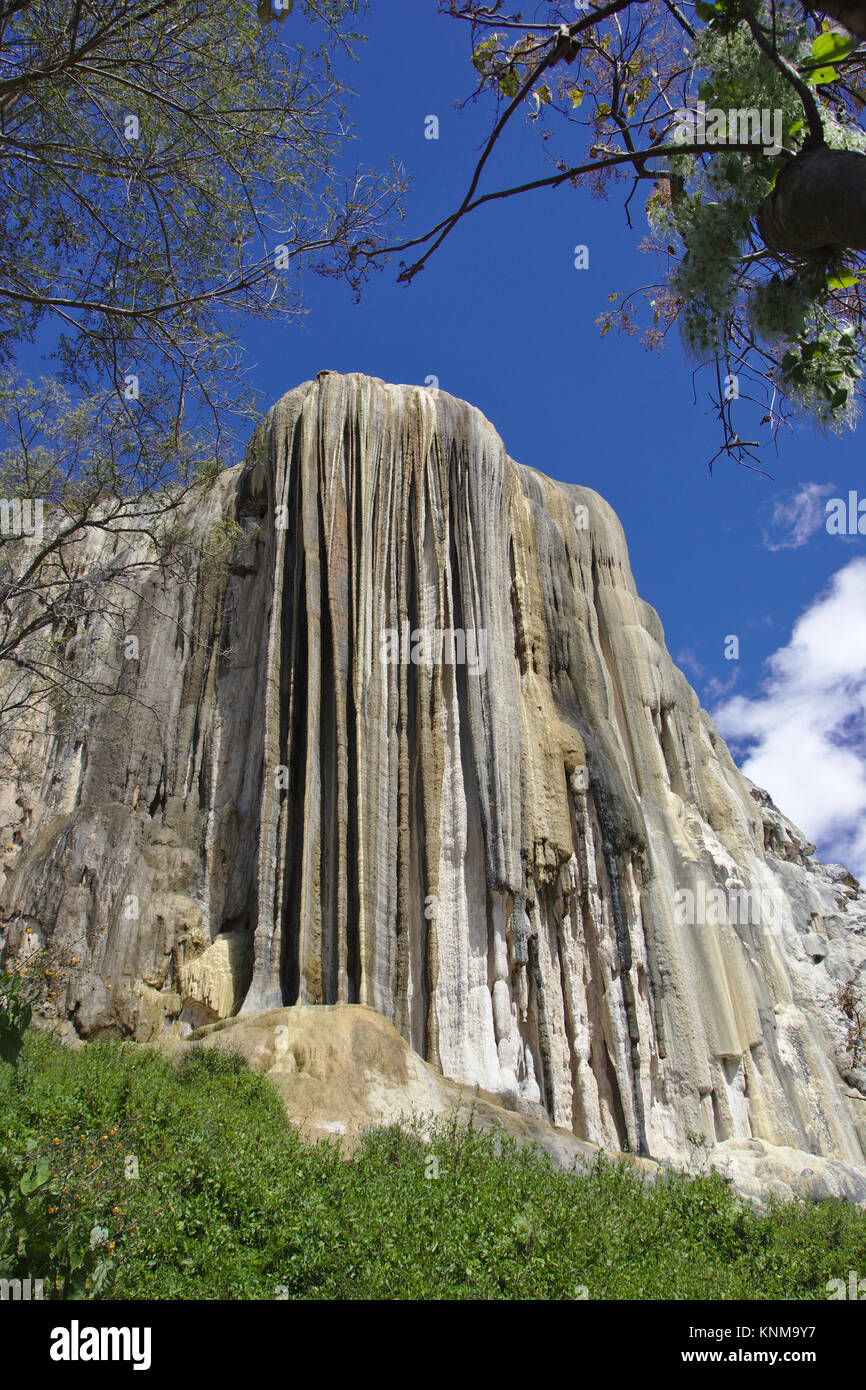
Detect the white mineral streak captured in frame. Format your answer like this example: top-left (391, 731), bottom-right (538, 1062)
top-left (1, 372), bottom-right (864, 1180)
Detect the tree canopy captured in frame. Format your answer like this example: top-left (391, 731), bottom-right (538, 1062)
top-left (388, 0), bottom-right (866, 469)
top-left (0, 0), bottom-right (400, 457)
top-left (0, 0), bottom-right (401, 756)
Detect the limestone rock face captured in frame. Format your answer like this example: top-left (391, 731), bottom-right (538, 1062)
top-left (1, 372), bottom-right (864, 1182)
top-left (170, 1004), bottom-right (866, 1207)
top-left (168, 1002), bottom-right (655, 1179)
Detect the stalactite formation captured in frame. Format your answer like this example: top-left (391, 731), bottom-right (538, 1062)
top-left (1, 372), bottom-right (864, 1175)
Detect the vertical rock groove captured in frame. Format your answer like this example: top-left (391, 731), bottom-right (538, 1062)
top-left (1, 372), bottom-right (864, 1176)
top-left (234, 374), bottom-right (865, 1165)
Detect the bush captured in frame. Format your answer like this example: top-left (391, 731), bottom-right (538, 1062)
top-left (2, 1029), bottom-right (866, 1299)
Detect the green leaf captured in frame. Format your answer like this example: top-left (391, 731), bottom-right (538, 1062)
top-left (498, 69), bottom-right (521, 99)
top-left (535, 83), bottom-right (552, 106)
top-left (90, 1258), bottom-right (114, 1296)
top-left (803, 33), bottom-right (856, 83)
top-left (788, 119), bottom-right (804, 138)
top-left (807, 66), bottom-right (840, 85)
top-left (827, 273), bottom-right (860, 288)
top-left (471, 38), bottom-right (497, 74)
top-left (19, 1157), bottom-right (51, 1195)
top-left (811, 31), bottom-right (857, 64)
top-left (568, 86), bottom-right (583, 109)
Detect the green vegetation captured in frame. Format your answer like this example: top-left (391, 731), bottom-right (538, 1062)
top-left (417, 2), bottom-right (866, 468)
top-left (3, 1028), bottom-right (866, 1300)
top-left (0, 1), bottom-right (402, 762)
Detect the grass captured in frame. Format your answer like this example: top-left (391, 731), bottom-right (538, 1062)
top-left (2, 1028), bottom-right (866, 1300)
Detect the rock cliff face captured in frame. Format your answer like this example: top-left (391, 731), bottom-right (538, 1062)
top-left (1, 372), bottom-right (865, 1180)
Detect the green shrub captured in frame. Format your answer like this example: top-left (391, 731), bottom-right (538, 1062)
top-left (1, 1029), bottom-right (865, 1300)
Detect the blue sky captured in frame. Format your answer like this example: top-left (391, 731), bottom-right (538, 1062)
top-left (18, 1), bottom-right (855, 873)
top-left (239, 1), bottom-right (866, 872)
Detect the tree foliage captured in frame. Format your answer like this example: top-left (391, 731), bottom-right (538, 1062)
top-left (0, 0), bottom-right (402, 750)
top-left (390, 1), bottom-right (866, 468)
top-left (0, 0), bottom-right (400, 444)
top-left (0, 377), bottom-right (226, 764)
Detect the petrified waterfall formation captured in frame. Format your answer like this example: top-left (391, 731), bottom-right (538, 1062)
top-left (1, 372), bottom-right (864, 1174)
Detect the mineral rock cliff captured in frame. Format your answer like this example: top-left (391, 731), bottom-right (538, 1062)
top-left (1, 372), bottom-right (865, 1183)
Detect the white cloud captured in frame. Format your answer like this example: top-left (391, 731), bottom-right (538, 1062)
top-left (702, 668), bottom-right (740, 703)
top-left (676, 647), bottom-right (705, 680)
top-left (713, 558), bottom-right (866, 881)
top-left (759, 482), bottom-right (834, 551)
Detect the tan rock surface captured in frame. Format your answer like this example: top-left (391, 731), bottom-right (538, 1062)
top-left (166, 1001), bottom-right (651, 1176)
top-left (166, 1002), bottom-right (866, 1207)
top-left (1, 372), bottom-right (864, 1196)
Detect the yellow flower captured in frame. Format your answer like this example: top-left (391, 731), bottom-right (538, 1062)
top-left (53, 1138), bottom-right (59, 1145)
top-left (112, 1206), bottom-right (120, 1214)
top-left (108, 1242), bottom-right (115, 1251)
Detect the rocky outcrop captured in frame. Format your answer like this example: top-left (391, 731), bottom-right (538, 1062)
top-left (169, 1002), bottom-right (617, 1173)
top-left (169, 1003), bottom-right (866, 1208)
top-left (1, 371), bottom-right (864, 1186)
